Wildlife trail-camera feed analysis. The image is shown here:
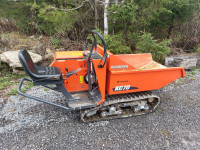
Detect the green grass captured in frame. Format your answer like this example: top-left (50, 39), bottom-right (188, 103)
top-left (0, 63), bottom-right (33, 96)
top-left (185, 67), bottom-right (200, 77)
top-left (5, 82), bottom-right (33, 96)
top-left (176, 78), bottom-right (185, 84)
top-left (0, 82), bottom-right (11, 90)
top-left (6, 89), bottom-right (18, 96)
top-left (44, 88), bottom-right (49, 91)
top-left (21, 83), bottom-right (33, 93)
top-left (51, 38), bottom-right (61, 49)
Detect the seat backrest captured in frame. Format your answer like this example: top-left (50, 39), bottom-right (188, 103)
top-left (18, 49), bottom-right (36, 79)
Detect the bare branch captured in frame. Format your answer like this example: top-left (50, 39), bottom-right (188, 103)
top-left (46, 0), bottom-right (90, 12)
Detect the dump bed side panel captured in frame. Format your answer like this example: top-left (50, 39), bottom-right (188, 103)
top-left (106, 67), bottom-right (185, 95)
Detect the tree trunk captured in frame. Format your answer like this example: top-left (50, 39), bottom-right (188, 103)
top-left (113, 0), bottom-right (118, 34)
top-left (167, 25), bottom-right (173, 39)
top-left (95, 0), bottom-right (98, 29)
top-left (104, 0), bottom-right (109, 35)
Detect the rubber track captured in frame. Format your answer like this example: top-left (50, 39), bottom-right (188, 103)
top-left (81, 91), bottom-right (160, 123)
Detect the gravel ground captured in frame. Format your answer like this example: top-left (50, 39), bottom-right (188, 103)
top-left (0, 71), bottom-right (200, 150)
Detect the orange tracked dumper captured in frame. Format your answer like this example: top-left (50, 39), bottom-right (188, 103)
top-left (18, 31), bottom-right (185, 122)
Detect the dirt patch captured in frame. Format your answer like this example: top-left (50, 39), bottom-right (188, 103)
top-left (0, 32), bottom-right (39, 50)
top-left (0, 18), bottom-right (17, 33)
top-left (61, 38), bottom-right (84, 51)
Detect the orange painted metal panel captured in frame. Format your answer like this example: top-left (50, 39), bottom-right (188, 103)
top-left (51, 47), bottom-right (185, 103)
top-left (96, 44), bottom-right (113, 56)
top-left (92, 59), bottom-right (107, 102)
top-left (55, 51), bottom-right (84, 59)
top-left (115, 53), bottom-right (153, 69)
top-left (107, 55), bottom-right (135, 71)
top-left (51, 58), bottom-right (88, 92)
top-left (106, 67), bottom-right (185, 95)
top-left (106, 53), bottom-right (185, 95)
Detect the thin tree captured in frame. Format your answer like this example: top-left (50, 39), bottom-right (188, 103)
top-left (104, 0), bottom-right (109, 35)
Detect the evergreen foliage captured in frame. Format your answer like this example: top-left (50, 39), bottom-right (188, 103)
top-left (136, 32), bottom-right (171, 62)
top-left (0, 0), bottom-right (200, 62)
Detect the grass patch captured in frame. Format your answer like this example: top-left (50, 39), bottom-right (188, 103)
top-left (0, 82), bottom-right (11, 90)
top-left (21, 83), bottom-right (33, 93)
top-left (6, 89), bottom-right (18, 96)
top-left (185, 67), bottom-right (200, 77)
top-left (6, 83), bottom-right (33, 96)
top-left (51, 38), bottom-right (61, 49)
top-left (0, 63), bottom-right (33, 96)
top-left (44, 88), bottom-right (49, 91)
top-left (176, 78), bottom-right (185, 84)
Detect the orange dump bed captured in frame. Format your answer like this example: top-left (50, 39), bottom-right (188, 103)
top-left (106, 53), bottom-right (185, 95)
top-left (51, 45), bottom-right (185, 96)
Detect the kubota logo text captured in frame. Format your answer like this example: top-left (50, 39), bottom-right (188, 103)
top-left (111, 65), bottom-right (128, 69)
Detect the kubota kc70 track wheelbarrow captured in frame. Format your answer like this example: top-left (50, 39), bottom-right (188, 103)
top-left (18, 31), bottom-right (185, 122)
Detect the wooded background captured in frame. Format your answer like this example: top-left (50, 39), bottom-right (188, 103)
top-left (0, 0), bottom-right (200, 62)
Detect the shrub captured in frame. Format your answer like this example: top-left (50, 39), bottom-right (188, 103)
top-left (194, 45), bottom-right (200, 54)
top-left (0, 1), bottom-right (34, 34)
top-left (35, 4), bottom-right (77, 35)
top-left (136, 32), bottom-right (171, 62)
top-left (51, 38), bottom-right (62, 49)
top-left (0, 1), bottom-right (77, 36)
top-left (88, 30), bottom-right (131, 54)
top-left (103, 34), bottom-right (132, 54)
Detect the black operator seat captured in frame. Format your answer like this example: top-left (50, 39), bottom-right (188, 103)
top-left (18, 49), bottom-right (61, 80)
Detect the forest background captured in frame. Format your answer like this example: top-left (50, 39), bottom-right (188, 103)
top-left (0, 0), bottom-right (200, 62)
